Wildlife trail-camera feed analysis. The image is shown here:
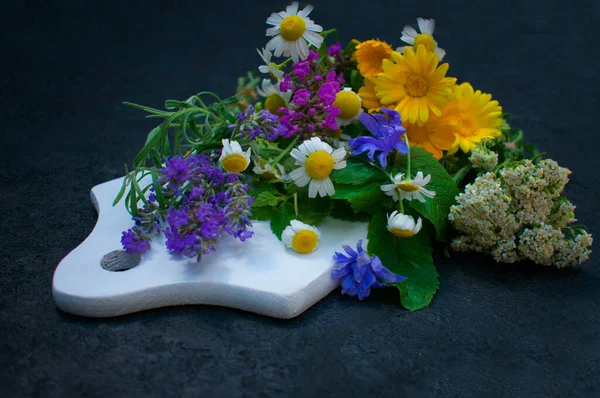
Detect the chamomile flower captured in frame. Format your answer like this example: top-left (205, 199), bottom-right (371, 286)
top-left (387, 211), bottom-right (423, 238)
top-left (282, 220), bottom-right (321, 254)
top-left (265, 2), bottom-right (324, 62)
top-left (380, 172), bottom-right (436, 202)
top-left (333, 88), bottom-right (364, 126)
top-left (252, 157), bottom-right (287, 181)
top-left (397, 18), bottom-right (446, 61)
top-left (257, 48), bottom-right (284, 79)
top-left (289, 137), bottom-right (347, 198)
top-left (219, 139), bottom-right (251, 173)
top-left (326, 128), bottom-right (351, 149)
top-left (256, 78), bottom-right (292, 115)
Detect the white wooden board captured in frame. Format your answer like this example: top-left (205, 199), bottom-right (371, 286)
top-left (52, 177), bottom-right (368, 319)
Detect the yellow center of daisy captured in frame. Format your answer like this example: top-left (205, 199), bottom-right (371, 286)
top-left (457, 114), bottom-right (478, 137)
top-left (413, 34), bottom-right (436, 53)
top-left (334, 91), bottom-right (361, 120)
top-left (264, 93), bottom-right (286, 115)
top-left (291, 230), bottom-right (319, 253)
top-left (405, 74), bottom-right (429, 97)
top-left (396, 181), bottom-right (420, 192)
top-left (390, 228), bottom-right (415, 238)
top-left (221, 154), bottom-right (248, 173)
top-left (280, 15), bottom-right (306, 42)
top-left (327, 129), bottom-right (343, 139)
top-left (305, 150), bottom-right (335, 180)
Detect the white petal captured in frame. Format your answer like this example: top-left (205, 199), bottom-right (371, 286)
top-left (305, 21), bottom-right (323, 33)
top-left (331, 147), bottom-right (346, 162)
top-left (303, 30), bottom-right (323, 49)
top-left (266, 13), bottom-right (284, 26)
top-left (291, 148), bottom-right (307, 164)
top-left (290, 39), bottom-right (299, 62)
top-left (298, 4), bottom-right (313, 18)
top-left (258, 65), bottom-right (270, 74)
top-left (297, 39), bottom-right (309, 61)
top-left (267, 36), bottom-right (286, 57)
top-left (381, 184), bottom-right (395, 194)
top-left (290, 167), bottom-right (310, 186)
top-left (286, 2), bottom-right (299, 16)
top-left (396, 46), bottom-right (407, 54)
top-left (333, 160), bottom-right (346, 170)
top-left (417, 18), bottom-right (435, 35)
top-left (421, 187), bottom-right (436, 198)
top-left (270, 67), bottom-right (285, 79)
top-left (435, 47), bottom-right (446, 61)
top-left (323, 178), bottom-right (335, 196)
top-left (414, 218), bottom-right (423, 234)
top-left (290, 219), bottom-right (307, 232)
top-left (401, 26), bottom-right (418, 42)
top-left (266, 27), bottom-right (280, 36)
top-left (230, 140), bottom-right (243, 153)
top-left (392, 173), bottom-right (404, 183)
top-left (308, 179), bottom-right (319, 198)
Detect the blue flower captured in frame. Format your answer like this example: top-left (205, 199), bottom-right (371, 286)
top-left (331, 240), bottom-right (407, 300)
top-left (348, 107), bottom-right (408, 168)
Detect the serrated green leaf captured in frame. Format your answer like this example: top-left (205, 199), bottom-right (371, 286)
top-left (367, 212), bottom-right (438, 311)
top-left (250, 206), bottom-right (274, 221)
top-left (270, 203), bottom-right (295, 240)
top-left (253, 191), bottom-right (279, 208)
top-left (297, 195), bottom-right (330, 225)
top-left (332, 183), bottom-right (387, 213)
top-left (330, 159), bottom-right (387, 185)
top-left (394, 147), bottom-right (459, 241)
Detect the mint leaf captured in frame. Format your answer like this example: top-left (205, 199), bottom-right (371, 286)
top-left (297, 195), bottom-right (330, 226)
top-left (367, 212), bottom-right (439, 311)
top-left (253, 191), bottom-right (279, 208)
top-left (330, 200), bottom-right (370, 222)
top-left (332, 183), bottom-right (388, 213)
top-left (270, 203), bottom-right (295, 240)
top-left (394, 147), bottom-right (459, 241)
top-left (330, 159), bottom-right (387, 185)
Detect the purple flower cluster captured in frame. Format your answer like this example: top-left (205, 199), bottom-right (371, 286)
top-left (277, 50), bottom-right (344, 138)
top-left (230, 105), bottom-right (290, 141)
top-left (331, 240), bottom-right (407, 300)
top-left (349, 107), bottom-right (409, 168)
top-left (121, 154), bottom-right (254, 261)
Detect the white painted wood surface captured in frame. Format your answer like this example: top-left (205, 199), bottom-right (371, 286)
top-left (53, 177), bottom-right (368, 319)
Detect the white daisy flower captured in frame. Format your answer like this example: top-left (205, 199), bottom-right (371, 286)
top-left (333, 88), bottom-right (364, 127)
top-left (218, 139), bottom-right (251, 173)
top-left (380, 172), bottom-right (436, 202)
top-left (282, 219), bottom-right (321, 254)
top-left (387, 211), bottom-right (423, 238)
top-left (396, 18), bottom-right (446, 61)
top-left (265, 2), bottom-right (324, 62)
top-left (257, 48), bottom-right (284, 79)
top-left (252, 156), bottom-right (287, 181)
top-left (256, 78), bottom-right (292, 115)
top-left (289, 137), bottom-right (347, 198)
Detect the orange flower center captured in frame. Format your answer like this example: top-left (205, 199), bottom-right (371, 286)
top-left (456, 114), bottom-right (478, 137)
top-left (405, 74), bottom-right (429, 97)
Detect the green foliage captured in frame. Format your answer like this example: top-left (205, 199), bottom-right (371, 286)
top-left (297, 195), bottom-right (330, 226)
top-left (270, 203), bottom-right (296, 240)
top-left (330, 159), bottom-right (387, 185)
top-left (367, 213), bottom-right (439, 311)
top-left (332, 182), bottom-right (389, 213)
top-left (329, 200), bottom-right (370, 222)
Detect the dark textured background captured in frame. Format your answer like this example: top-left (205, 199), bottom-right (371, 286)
top-left (1, 0), bottom-right (599, 396)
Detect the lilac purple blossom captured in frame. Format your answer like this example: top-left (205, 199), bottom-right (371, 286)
top-left (331, 240), bottom-right (407, 300)
top-left (229, 105), bottom-right (290, 141)
top-left (348, 107), bottom-right (409, 168)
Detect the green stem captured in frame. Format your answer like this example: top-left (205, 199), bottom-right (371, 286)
top-left (405, 134), bottom-right (411, 178)
top-left (294, 193), bottom-right (299, 218)
top-left (269, 136), bottom-right (300, 166)
top-left (399, 198), bottom-right (404, 214)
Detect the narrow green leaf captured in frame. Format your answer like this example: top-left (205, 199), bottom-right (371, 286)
top-left (367, 212), bottom-right (439, 311)
top-left (150, 169), bottom-right (166, 210)
top-left (134, 126), bottom-right (161, 167)
top-left (112, 171), bottom-right (131, 207)
top-left (123, 102), bottom-right (171, 117)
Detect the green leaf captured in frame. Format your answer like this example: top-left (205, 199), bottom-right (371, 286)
top-left (367, 212), bottom-right (438, 311)
top-left (112, 171), bottom-right (131, 207)
top-left (133, 126), bottom-right (161, 167)
top-left (253, 191), bottom-right (279, 208)
top-left (297, 195), bottom-right (330, 225)
top-left (332, 183), bottom-right (388, 213)
top-left (330, 159), bottom-right (387, 185)
top-left (270, 203), bottom-right (295, 240)
top-left (394, 147), bottom-right (459, 241)
top-left (329, 199), bottom-right (370, 222)
top-left (250, 206), bottom-right (274, 221)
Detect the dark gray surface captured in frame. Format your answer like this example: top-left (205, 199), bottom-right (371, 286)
top-left (1, 1), bottom-right (599, 396)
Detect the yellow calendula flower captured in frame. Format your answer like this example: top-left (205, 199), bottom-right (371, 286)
top-left (437, 83), bottom-right (503, 154)
top-left (358, 77), bottom-right (385, 112)
top-left (403, 116), bottom-right (455, 160)
top-left (375, 45), bottom-right (456, 126)
top-left (353, 39), bottom-right (393, 78)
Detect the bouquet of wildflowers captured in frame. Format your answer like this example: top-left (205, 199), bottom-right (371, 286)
top-left (115, 2), bottom-right (592, 311)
